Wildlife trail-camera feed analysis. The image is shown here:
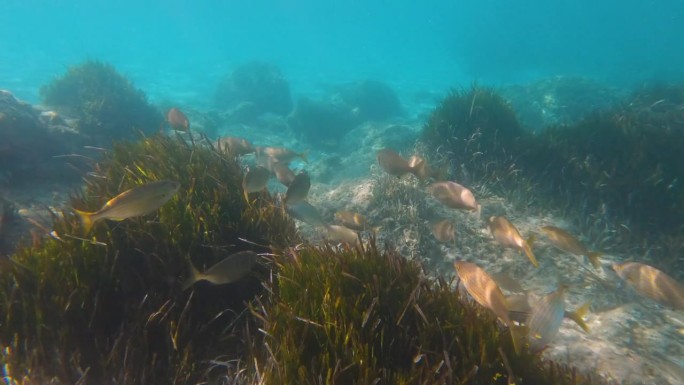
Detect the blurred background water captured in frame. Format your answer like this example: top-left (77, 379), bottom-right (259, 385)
top-left (2, 0), bottom-right (683, 107)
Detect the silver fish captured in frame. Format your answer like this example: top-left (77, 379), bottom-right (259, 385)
top-left (74, 180), bottom-right (180, 233)
top-left (613, 262), bottom-right (684, 311)
top-left (183, 250), bottom-right (258, 290)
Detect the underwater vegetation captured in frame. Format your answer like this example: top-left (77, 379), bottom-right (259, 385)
top-left (0, 134), bottom-right (297, 384)
top-left (421, 86), bottom-right (524, 193)
top-left (40, 60), bottom-right (162, 144)
top-left (251, 241), bottom-right (611, 385)
top-left (214, 61), bottom-right (293, 116)
top-left (502, 76), bottom-right (624, 131)
top-left (518, 84), bottom-right (684, 236)
top-left (422, 84), bottom-right (684, 239)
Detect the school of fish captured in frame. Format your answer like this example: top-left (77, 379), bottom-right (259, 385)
top-left (56, 111), bottom-right (683, 357)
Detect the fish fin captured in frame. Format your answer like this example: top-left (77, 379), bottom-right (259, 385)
top-left (522, 242), bottom-right (539, 268)
top-left (73, 209), bottom-right (95, 234)
top-left (567, 302), bottom-right (591, 333)
top-left (508, 323), bottom-right (528, 355)
top-left (587, 252), bottom-right (602, 270)
top-left (372, 226), bottom-right (382, 234)
top-left (526, 234), bottom-right (536, 247)
top-left (566, 302), bottom-right (590, 333)
top-left (182, 259), bottom-right (202, 291)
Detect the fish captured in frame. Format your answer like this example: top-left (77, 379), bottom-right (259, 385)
top-left (427, 181), bottom-right (480, 213)
top-left (488, 216), bottom-right (539, 268)
top-left (526, 287), bottom-right (590, 351)
top-left (256, 146), bottom-right (308, 164)
top-left (325, 224), bottom-right (360, 245)
top-left (335, 211), bottom-right (377, 232)
top-left (74, 180), bottom-right (180, 234)
top-left (612, 262), bottom-right (684, 311)
top-left (271, 161), bottom-right (296, 186)
top-left (511, 291), bottom-right (586, 325)
top-left (407, 155), bottom-right (431, 180)
top-left (242, 166), bottom-right (271, 201)
top-left (376, 149), bottom-right (414, 177)
top-left (166, 107), bottom-right (190, 131)
top-left (491, 271), bottom-right (526, 293)
top-left (431, 219), bottom-right (455, 243)
top-left (216, 136), bottom-right (255, 156)
top-left (540, 226), bottom-right (602, 269)
top-left (287, 201), bottom-right (327, 228)
top-left (183, 250), bottom-right (258, 290)
top-left (454, 261), bottom-right (524, 353)
top-left (284, 171), bottom-right (311, 206)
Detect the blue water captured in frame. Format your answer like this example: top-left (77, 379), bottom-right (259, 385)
top-left (2, 1), bottom-right (683, 106)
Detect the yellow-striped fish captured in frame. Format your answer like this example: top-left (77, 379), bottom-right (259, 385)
top-left (74, 180), bottom-right (180, 233)
top-left (526, 287), bottom-right (590, 351)
top-left (242, 166), bottom-right (271, 201)
top-left (284, 171), bottom-right (311, 206)
top-left (183, 250), bottom-right (258, 290)
top-left (541, 226), bottom-right (602, 269)
top-left (454, 261), bottom-right (524, 353)
top-left (334, 211), bottom-right (377, 232)
top-left (428, 181), bottom-right (480, 213)
top-left (431, 219), bottom-right (455, 243)
top-left (613, 262), bottom-right (684, 311)
top-left (488, 216), bottom-right (538, 268)
top-left (325, 224), bottom-right (361, 246)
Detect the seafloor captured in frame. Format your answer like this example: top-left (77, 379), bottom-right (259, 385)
top-left (1, 70), bottom-right (683, 384)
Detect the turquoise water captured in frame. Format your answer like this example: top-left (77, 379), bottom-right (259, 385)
top-left (2, 1), bottom-right (683, 105)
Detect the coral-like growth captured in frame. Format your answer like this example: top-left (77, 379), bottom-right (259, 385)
top-left (251, 241), bottom-right (611, 384)
top-left (0, 134), bottom-right (297, 384)
top-left (40, 60), bottom-right (162, 144)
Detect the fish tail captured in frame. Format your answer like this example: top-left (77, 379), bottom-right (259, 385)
top-left (182, 259), bottom-right (201, 291)
top-left (523, 241), bottom-right (539, 268)
top-left (508, 323), bottom-right (528, 355)
top-left (587, 252), bottom-right (603, 270)
top-left (567, 302), bottom-right (591, 333)
top-left (73, 209), bottom-right (95, 234)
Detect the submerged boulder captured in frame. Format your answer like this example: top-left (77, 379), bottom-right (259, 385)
top-left (288, 79), bottom-right (404, 149)
top-left (0, 90), bottom-right (82, 185)
top-left (214, 61), bottom-right (293, 117)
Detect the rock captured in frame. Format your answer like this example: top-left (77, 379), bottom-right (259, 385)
top-left (288, 80), bottom-right (404, 149)
top-left (287, 96), bottom-right (357, 148)
top-left (0, 90), bottom-right (84, 186)
top-left (334, 80), bottom-right (404, 122)
top-left (214, 62), bottom-right (293, 117)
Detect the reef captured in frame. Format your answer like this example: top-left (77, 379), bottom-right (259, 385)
top-left (421, 83), bottom-right (684, 277)
top-left (214, 61), bottom-right (293, 117)
top-left (0, 133), bottom-right (615, 384)
top-left (39, 60), bottom-right (162, 145)
top-left (0, 134), bottom-right (297, 384)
